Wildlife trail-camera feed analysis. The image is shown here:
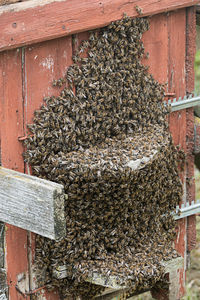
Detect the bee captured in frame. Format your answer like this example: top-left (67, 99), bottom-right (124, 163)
top-left (145, 51), bottom-right (150, 59)
top-left (24, 13), bottom-right (183, 299)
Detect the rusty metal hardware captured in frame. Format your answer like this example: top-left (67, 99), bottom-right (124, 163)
top-left (15, 284), bottom-right (46, 298)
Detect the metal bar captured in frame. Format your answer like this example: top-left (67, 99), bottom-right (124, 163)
top-left (169, 95), bottom-right (200, 111)
top-left (174, 200), bottom-right (200, 220)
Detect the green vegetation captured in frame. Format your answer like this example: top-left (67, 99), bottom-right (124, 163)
top-left (195, 50), bottom-right (200, 94)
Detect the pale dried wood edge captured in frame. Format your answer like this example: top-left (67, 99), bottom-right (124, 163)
top-left (0, 167), bottom-right (66, 240)
top-left (0, 0), bottom-right (64, 12)
top-left (95, 257), bottom-right (184, 299)
top-left (53, 257), bottom-right (183, 290)
top-left (94, 288), bottom-right (150, 300)
top-left (0, 0), bottom-right (199, 52)
top-left (0, 0), bottom-right (20, 5)
top-left (95, 289), bottom-right (128, 300)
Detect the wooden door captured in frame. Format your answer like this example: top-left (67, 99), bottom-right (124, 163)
top-left (0, 3), bottom-right (196, 299)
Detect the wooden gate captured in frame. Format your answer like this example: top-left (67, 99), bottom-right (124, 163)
top-left (0, 1), bottom-right (198, 299)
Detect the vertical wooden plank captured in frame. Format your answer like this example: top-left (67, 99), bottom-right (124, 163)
top-left (167, 9), bottom-right (187, 299)
top-left (186, 6), bottom-right (196, 253)
top-left (24, 36), bottom-right (73, 300)
top-left (24, 37), bottom-right (72, 125)
top-left (143, 11), bottom-right (187, 299)
top-left (0, 53), bottom-right (3, 152)
top-left (0, 50), bottom-right (6, 300)
top-left (143, 13), bottom-right (184, 300)
top-left (0, 49), bottom-right (30, 300)
top-left (142, 14), bottom-right (168, 85)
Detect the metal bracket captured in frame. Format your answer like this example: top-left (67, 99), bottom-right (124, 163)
top-left (15, 284), bottom-right (46, 298)
top-left (174, 200), bottom-right (200, 220)
top-left (164, 93), bottom-right (200, 112)
top-left (0, 294), bottom-right (7, 300)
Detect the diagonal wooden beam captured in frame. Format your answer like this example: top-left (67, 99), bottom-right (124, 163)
top-left (0, 0), bottom-right (199, 52)
top-left (0, 167), bottom-right (66, 240)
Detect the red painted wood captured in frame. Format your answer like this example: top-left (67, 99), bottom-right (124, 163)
top-left (0, 0), bottom-right (198, 52)
top-left (0, 49), bottom-right (30, 300)
top-left (186, 6), bottom-right (196, 253)
top-left (24, 36), bottom-right (73, 299)
top-left (167, 9), bottom-right (187, 298)
top-left (142, 14), bottom-right (168, 85)
top-left (24, 37), bottom-right (72, 125)
top-left (145, 9), bottom-right (190, 299)
top-left (0, 53), bottom-right (3, 145)
top-left (0, 5), bottom-right (195, 299)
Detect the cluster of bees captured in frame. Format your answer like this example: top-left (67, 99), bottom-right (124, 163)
top-left (24, 15), bottom-right (183, 299)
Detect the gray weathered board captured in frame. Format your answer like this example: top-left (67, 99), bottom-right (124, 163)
top-left (95, 257), bottom-right (183, 299)
top-left (53, 256), bottom-right (183, 289)
top-left (52, 257), bottom-right (183, 299)
top-left (0, 167), bottom-right (66, 240)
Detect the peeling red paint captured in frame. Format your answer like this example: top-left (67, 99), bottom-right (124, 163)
top-left (186, 6), bottom-right (196, 253)
top-left (0, 4), bottom-right (196, 300)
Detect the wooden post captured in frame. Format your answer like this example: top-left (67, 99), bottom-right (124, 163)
top-left (186, 6), bottom-right (196, 254)
top-left (0, 48), bottom-right (30, 300)
top-left (24, 36), bottom-right (73, 300)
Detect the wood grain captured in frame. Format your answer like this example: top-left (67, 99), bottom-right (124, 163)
top-left (167, 9), bottom-right (187, 299)
top-left (0, 48), bottom-right (30, 300)
top-left (0, 167), bottom-right (65, 240)
top-left (24, 36), bottom-right (73, 126)
top-left (0, 0), bottom-right (20, 5)
top-left (0, 0), bottom-right (198, 52)
top-left (142, 13), bottom-right (168, 84)
top-left (0, 6), bottom-right (193, 299)
top-left (186, 6), bottom-right (196, 253)
top-left (24, 36), bottom-right (73, 300)
top-left (143, 12), bottom-right (187, 299)
top-left (53, 257), bottom-right (183, 287)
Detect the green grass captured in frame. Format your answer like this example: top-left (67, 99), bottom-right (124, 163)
top-left (195, 50), bottom-right (200, 95)
top-left (195, 169), bottom-right (200, 201)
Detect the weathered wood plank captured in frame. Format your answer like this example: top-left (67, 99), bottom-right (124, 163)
top-left (185, 6), bottom-right (196, 254)
top-left (24, 36), bottom-right (73, 300)
top-left (0, 167), bottom-right (65, 240)
top-left (53, 257), bottom-right (183, 289)
top-left (24, 36), bottom-right (73, 125)
top-left (142, 13), bottom-right (168, 85)
top-left (168, 9), bottom-right (187, 299)
top-left (0, 0), bottom-right (199, 52)
top-left (93, 258), bottom-right (184, 299)
top-left (0, 48), bottom-right (30, 300)
top-left (95, 288), bottom-right (121, 298)
top-left (95, 289), bottom-right (126, 300)
top-left (0, 0), bottom-right (20, 5)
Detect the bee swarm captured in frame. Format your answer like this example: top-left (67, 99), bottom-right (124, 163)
top-left (24, 16), bottom-right (183, 299)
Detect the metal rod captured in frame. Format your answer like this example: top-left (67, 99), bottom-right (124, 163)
top-left (168, 95), bottom-right (200, 112)
top-left (174, 200), bottom-right (200, 220)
